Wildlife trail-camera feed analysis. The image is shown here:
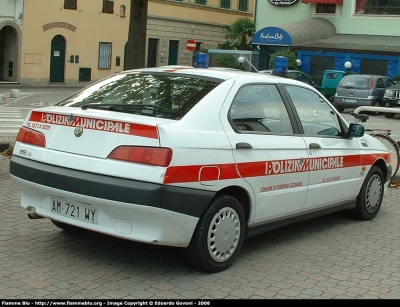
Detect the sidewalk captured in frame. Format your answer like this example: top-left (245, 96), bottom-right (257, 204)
top-left (0, 85), bottom-right (83, 152)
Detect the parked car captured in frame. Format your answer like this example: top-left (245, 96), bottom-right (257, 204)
top-left (333, 74), bottom-right (395, 115)
top-left (383, 82), bottom-right (400, 118)
top-left (9, 66), bottom-right (391, 273)
top-left (318, 70), bottom-right (354, 102)
top-left (258, 69), bottom-right (319, 88)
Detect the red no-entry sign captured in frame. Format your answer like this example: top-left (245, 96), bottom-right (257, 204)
top-left (187, 39), bottom-right (196, 51)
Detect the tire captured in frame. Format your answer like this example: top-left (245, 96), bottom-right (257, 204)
top-left (51, 219), bottom-right (84, 232)
top-left (370, 101), bottom-right (381, 116)
top-left (350, 166), bottom-right (384, 221)
top-left (183, 194), bottom-right (245, 273)
top-left (372, 133), bottom-right (400, 180)
top-left (335, 105), bottom-right (345, 113)
top-left (384, 112), bottom-right (395, 118)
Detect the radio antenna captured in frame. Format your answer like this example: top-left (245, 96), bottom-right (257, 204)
top-left (234, 47), bottom-right (258, 72)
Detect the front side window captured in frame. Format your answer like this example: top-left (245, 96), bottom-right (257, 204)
top-left (102, 0), bottom-right (114, 14)
top-left (238, 0), bottom-right (248, 12)
top-left (356, 0), bottom-right (400, 15)
top-left (230, 85), bottom-right (293, 134)
top-left (99, 42), bottom-right (112, 69)
top-left (64, 0), bottom-right (77, 10)
top-left (285, 85), bottom-right (342, 136)
top-left (221, 0), bottom-right (231, 9)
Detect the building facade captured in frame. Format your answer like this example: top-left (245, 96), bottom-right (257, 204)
top-left (253, 0), bottom-right (400, 78)
top-left (0, 0), bottom-right (23, 83)
top-left (0, 0), bottom-right (253, 85)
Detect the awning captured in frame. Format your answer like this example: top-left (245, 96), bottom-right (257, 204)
top-left (301, 0), bottom-right (343, 4)
top-left (252, 18), bottom-right (336, 46)
top-left (292, 34), bottom-right (400, 55)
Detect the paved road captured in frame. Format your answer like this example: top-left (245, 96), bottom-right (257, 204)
top-left (1, 86), bottom-right (400, 299)
top-left (1, 153), bottom-right (400, 299)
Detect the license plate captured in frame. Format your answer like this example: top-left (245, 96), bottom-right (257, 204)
top-left (51, 198), bottom-right (98, 224)
top-left (345, 98), bottom-right (357, 103)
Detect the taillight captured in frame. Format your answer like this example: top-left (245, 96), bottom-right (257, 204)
top-left (108, 146), bottom-right (172, 167)
top-left (368, 77), bottom-right (374, 90)
top-left (16, 127), bottom-right (46, 147)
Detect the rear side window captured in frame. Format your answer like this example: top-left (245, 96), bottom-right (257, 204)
top-left (230, 85), bottom-right (293, 134)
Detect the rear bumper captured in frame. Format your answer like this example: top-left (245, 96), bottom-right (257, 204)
top-left (10, 156), bottom-right (215, 247)
top-left (384, 98), bottom-right (400, 108)
top-left (333, 97), bottom-right (374, 108)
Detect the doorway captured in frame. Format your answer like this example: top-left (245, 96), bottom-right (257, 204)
top-left (50, 35), bottom-right (66, 83)
top-left (0, 25), bottom-right (19, 82)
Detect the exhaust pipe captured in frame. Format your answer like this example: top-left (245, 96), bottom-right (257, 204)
top-left (28, 212), bottom-right (46, 219)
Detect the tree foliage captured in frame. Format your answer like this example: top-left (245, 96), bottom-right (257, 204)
top-left (268, 48), bottom-right (298, 70)
top-left (214, 54), bottom-right (242, 70)
top-left (125, 0), bottom-right (148, 70)
top-left (222, 17), bottom-right (255, 50)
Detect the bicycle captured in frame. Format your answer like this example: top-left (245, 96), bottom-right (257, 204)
top-left (350, 112), bottom-right (400, 180)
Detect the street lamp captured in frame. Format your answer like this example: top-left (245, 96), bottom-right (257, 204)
top-left (344, 61), bottom-right (352, 71)
top-left (238, 56), bottom-right (244, 70)
top-left (296, 59), bottom-right (302, 67)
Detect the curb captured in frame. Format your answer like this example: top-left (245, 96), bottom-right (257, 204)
top-left (0, 142), bottom-right (10, 151)
top-left (0, 137), bottom-right (16, 152)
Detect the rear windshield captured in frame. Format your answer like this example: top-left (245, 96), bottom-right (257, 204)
top-left (56, 72), bottom-right (220, 120)
top-left (339, 76), bottom-right (369, 90)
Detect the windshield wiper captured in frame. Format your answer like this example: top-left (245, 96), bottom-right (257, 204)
top-left (81, 103), bottom-right (115, 110)
top-left (81, 103), bottom-right (175, 117)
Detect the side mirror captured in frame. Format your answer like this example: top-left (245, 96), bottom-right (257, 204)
top-left (348, 123), bottom-right (364, 138)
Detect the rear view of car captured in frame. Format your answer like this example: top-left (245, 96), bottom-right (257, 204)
top-left (333, 74), bottom-right (395, 114)
top-left (9, 66), bottom-right (391, 273)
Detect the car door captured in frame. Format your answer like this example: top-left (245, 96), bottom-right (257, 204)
top-left (223, 83), bottom-right (310, 224)
top-left (284, 85), bottom-right (362, 211)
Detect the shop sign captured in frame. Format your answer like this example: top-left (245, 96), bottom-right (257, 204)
top-left (268, 0), bottom-right (299, 5)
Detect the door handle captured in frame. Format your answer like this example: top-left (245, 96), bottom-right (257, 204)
top-left (236, 142), bottom-right (252, 149)
top-left (309, 143), bottom-right (321, 149)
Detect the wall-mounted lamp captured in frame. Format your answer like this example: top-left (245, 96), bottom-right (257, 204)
top-left (191, 25), bottom-right (195, 31)
top-left (296, 59), bottom-right (302, 66)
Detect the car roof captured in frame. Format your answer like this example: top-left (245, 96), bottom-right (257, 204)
top-left (258, 69), bottom-right (304, 74)
top-left (112, 66), bottom-right (296, 83)
top-left (345, 74), bottom-right (389, 78)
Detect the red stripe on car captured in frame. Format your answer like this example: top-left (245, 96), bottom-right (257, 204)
top-left (28, 111), bottom-right (159, 139)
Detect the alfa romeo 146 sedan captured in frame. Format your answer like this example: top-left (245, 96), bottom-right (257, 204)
top-left (9, 66), bottom-right (391, 273)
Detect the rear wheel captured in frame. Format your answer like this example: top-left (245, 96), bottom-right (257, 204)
top-left (370, 101), bottom-right (381, 116)
top-left (350, 166), bottom-right (384, 220)
top-left (183, 195), bottom-right (245, 273)
top-left (384, 112), bottom-right (395, 118)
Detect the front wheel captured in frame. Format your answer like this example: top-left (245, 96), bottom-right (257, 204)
top-left (350, 166), bottom-right (384, 221)
top-left (384, 112), bottom-right (395, 118)
top-left (335, 105), bottom-right (345, 113)
top-left (183, 195), bottom-right (245, 273)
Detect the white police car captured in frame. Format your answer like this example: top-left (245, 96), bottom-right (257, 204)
top-left (10, 66), bottom-right (391, 273)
